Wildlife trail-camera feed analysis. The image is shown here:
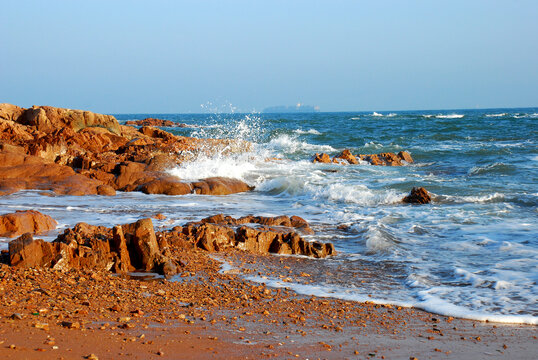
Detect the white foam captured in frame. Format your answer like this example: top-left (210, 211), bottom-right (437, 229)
top-left (437, 193), bottom-right (505, 204)
top-left (350, 116), bottom-right (361, 120)
top-left (372, 112), bottom-right (383, 117)
top-left (239, 271), bottom-right (537, 325)
top-left (267, 134), bottom-right (335, 154)
top-left (435, 114), bottom-right (464, 119)
top-left (168, 154), bottom-right (258, 182)
top-left (485, 113), bottom-right (508, 117)
top-left (308, 183), bottom-right (403, 206)
top-left (293, 128), bottom-right (322, 135)
top-left (415, 290), bottom-right (537, 325)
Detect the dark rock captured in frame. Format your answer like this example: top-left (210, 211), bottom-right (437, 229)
top-left (402, 187), bottom-right (431, 204)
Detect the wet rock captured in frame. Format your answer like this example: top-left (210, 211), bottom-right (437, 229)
top-left (312, 150), bottom-right (414, 166)
top-left (190, 177), bottom-right (253, 195)
top-left (398, 150), bottom-right (413, 163)
top-left (313, 153), bottom-right (331, 163)
top-left (139, 178), bottom-right (193, 195)
top-left (0, 210), bottom-right (57, 238)
top-left (402, 187), bottom-right (431, 204)
top-left (334, 149), bottom-right (359, 165)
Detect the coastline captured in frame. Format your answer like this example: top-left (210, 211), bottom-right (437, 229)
top-left (1, 104), bottom-right (537, 359)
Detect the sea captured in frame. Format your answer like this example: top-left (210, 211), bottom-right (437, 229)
top-left (1, 108), bottom-right (536, 324)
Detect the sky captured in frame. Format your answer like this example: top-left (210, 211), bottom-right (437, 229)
top-left (1, 0), bottom-right (537, 113)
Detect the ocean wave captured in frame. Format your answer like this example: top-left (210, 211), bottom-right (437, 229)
top-left (435, 114), bottom-right (464, 119)
top-left (237, 266), bottom-right (538, 325)
top-left (167, 153), bottom-right (258, 182)
top-left (468, 162), bottom-right (516, 176)
top-left (362, 141), bottom-right (383, 149)
top-left (308, 183), bottom-right (403, 206)
top-left (415, 290), bottom-right (537, 325)
top-left (267, 134), bottom-right (335, 155)
top-left (293, 128), bottom-right (322, 135)
top-left (485, 113), bottom-right (508, 117)
top-left (372, 112), bottom-right (383, 117)
top-left (436, 193), bottom-right (505, 204)
top-left (350, 117), bottom-right (361, 120)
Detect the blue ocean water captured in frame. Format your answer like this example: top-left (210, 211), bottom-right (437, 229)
top-left (1, 108), bottom-right (536, 323)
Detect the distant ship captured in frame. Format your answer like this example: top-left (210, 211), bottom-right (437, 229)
top-left (263, 103), bottom-right (320, 113)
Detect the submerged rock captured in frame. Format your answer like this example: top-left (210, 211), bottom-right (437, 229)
top-left (402, 187), bottom-right (431, 204)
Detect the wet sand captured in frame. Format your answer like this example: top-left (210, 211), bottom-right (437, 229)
top-left (0, 247), bottom-right (536, 360)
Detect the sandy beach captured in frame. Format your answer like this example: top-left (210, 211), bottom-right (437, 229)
top-left (0, 248), bottom-right (536, 360)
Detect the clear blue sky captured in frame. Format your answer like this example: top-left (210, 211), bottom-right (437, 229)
top-left (1, 0), bottom-right (537, 113)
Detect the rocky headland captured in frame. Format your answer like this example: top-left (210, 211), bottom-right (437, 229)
top-left (0, 104), bottom-right (251, 196)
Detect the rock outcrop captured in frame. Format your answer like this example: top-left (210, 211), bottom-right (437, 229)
top-left (181, 214), bottom-right (333, 258)
top-left (402, 187), bottom-right (431, 204)
top-left (6, 215), bottom-right (334, 274)
top-left (9, 218), bottom-right (180, 276)
top-left (0, 210), bottom-right (57, 238)
top-left (0, 103), bottom-right (252, 197)
top-left (313, 149), bottom-right (413, 166)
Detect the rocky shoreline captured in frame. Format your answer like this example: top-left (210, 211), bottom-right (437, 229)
top-left (1, 104), bottom-right (535, 359)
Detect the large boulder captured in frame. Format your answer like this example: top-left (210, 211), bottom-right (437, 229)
top-left (121, 218), bottom-right (161, 271)
top-left (191, 177), bottom-right (253, 195)
top-left (0, 210), bottom-right (57, 238)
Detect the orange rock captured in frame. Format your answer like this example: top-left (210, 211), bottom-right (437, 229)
top-left (313, 153), bottom-right (331, 163)
top-left (398, 151), bottom-right (413, 163)
top-left (0, 210), bottom-right (57, 238)
top-left (190, 177), bottom-right (253, 195)
top-left (0, 103), bottom-right (26, 122)
top-left (333, 149), bottom-right (359, 165)
top-left (126, 118), bottom-right (183, 127)
top-left (18, 105), bottom-right (121, 134)
top-left (184, 215), bottom-right (333, 258)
